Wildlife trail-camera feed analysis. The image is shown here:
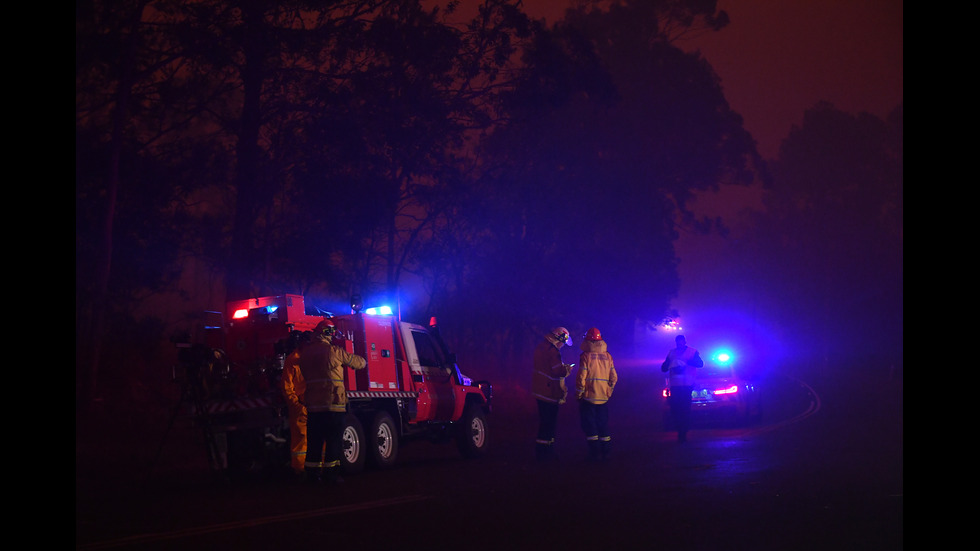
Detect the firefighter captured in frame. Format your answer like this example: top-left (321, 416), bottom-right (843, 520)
top-left (280, 331), bottom-right (313, 477)
top-left (532, 327), bottom-right (573, 461)
top-left (660, 334), bottom-right (704, 442)
top-left (298, 318), bottom-right (367, 484)
top-left (575, 327), bottom-right (618, 461)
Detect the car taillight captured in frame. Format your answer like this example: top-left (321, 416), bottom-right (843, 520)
top-left (713, 385), bottom-right (738, 395)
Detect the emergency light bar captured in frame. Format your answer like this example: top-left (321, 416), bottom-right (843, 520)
top-left (365, 306), bottom-right (393, 316)
top-left (232, 305), bottom-right (279, 320)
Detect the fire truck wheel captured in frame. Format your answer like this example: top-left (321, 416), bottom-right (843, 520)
top-left (368, 411), bottom-right (399, 469)
top-left (456, 404), bottom-right (489, 458)
top-left (341, 414), bottom-right (366, 474)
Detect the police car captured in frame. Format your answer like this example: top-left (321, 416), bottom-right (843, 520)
top-left (662, 349), bottom-right (762, 427)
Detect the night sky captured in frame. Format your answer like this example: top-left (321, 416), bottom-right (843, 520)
top-left (523, 0), bottom-right (904, 160)
top-left (678, 0), bottom-right (902, 337)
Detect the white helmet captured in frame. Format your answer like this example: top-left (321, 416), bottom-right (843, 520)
top-left (548, 327), bottom-right (572, 347)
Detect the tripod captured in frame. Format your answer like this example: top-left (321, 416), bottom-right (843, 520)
top-left (146, 344), bottom-right (228, 485)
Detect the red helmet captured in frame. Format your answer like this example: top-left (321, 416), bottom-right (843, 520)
top-left (314, 318), bottom-right (337, 336)
top-left (585, 327), bottom-right (602, 341)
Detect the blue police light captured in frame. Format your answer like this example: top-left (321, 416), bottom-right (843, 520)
top-left (235, 304), bottom-right (280, 323)
top-left (250, 305), bottom-right (278, 317)
top-left (712, 349), bottom-right (734, 365)
top-left (364, 306), bottom-right (393, 316)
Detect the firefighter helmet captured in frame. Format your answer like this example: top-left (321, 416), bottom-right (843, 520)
top-left (549, 327), bottom-right (571, 347)
top-left (314, 318), bottom-right (337, 337)
top-left (585, 327), bottom-right (602, 341)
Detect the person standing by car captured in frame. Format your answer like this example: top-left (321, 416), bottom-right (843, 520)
top-left (299, 319), bottom-right (367, 484)
top-left (532, 327), bottom-right (573, 461)
top-left (661, 334), bottom-right (704, 442)
top-left (576, 327), bottom-right (618, 461)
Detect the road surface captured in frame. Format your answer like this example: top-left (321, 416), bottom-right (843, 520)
top-left (76, 361), bottom-right (902, 550)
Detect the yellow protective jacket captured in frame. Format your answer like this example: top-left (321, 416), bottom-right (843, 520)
top-left (532, 337), bottom-right (571, 404)
top-left (280, 348), bottom-right (308, 472)
top-left (298, 337), bottom-right (367, 413)
top-left (576, 339), bottom-right (617, 404)
top-left (281, 349), bottom-right (307, 412)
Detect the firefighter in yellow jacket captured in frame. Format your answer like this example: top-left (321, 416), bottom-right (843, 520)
top-left (576, 327), bottom-right (618, 461)
top-left (280, 331), bottom-right (312, 477)
top-left (298, 319), bottom-right (367, 484)
top-left (532, 327), bottom-right (573, 461)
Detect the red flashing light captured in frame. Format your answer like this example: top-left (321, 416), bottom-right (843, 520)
top-left (232, 308), bottom-right (249, 319)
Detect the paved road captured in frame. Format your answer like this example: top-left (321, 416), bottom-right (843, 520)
top-left (76, 362), bottom-right (903, 550)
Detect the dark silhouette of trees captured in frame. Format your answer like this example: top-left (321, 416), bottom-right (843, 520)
top-left (76, 0), bottom-right (547, 405)
top-left (76, 0), bottom-right (765, 404)
top-left (735, 101), bottom-right (903, 367)
top-left (439, 0), bottom-right (760, 363)
top-left (77, 0), bottom-right (230, 408)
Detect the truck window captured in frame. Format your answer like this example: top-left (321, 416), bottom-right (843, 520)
top-left (412, 331), bottom-right (444, 368)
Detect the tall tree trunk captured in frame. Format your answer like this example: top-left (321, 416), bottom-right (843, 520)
top-left (78, 1), bottom-right (147, 414)
top-left (226, 2), bottom-right (265, 304)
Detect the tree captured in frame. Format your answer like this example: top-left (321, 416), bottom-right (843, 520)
top-left (444, 0), bottom-right (760, 363)
top-left (77, 0), bottom-right (225, 409)
top-left (76, 0), bottom-right (766, 398)
top-left (738, 102), bottom-right (903, 365)
top-left (76, 0), bottom-right (547, 403)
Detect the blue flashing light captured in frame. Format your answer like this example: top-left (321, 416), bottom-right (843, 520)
top-left (365, 306), bottom-right (393, 316)
top-left (712, 349), bottom-right (735, 365)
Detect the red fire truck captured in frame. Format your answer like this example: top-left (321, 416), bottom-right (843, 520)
top-left (174, 294), bottom-right (491, 475)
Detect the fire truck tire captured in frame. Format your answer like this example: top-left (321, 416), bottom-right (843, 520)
top-left (341, 414), bottom-right (366, 474)
top-left (368, 411), bottom-right (399, 469)
top-left (456, 404), bottom-right (489, 458)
